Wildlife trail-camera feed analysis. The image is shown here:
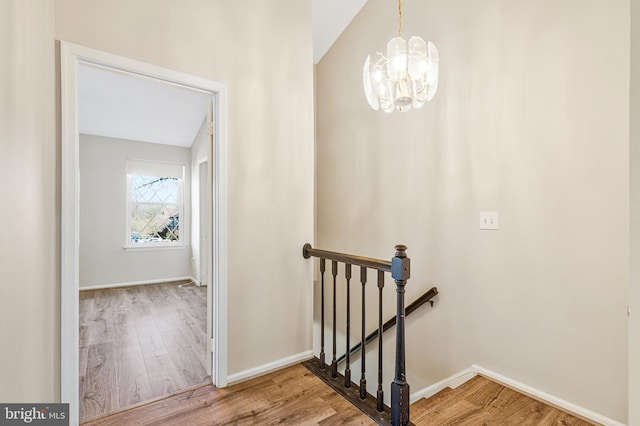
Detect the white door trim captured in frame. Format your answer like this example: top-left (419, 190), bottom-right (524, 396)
top-left (60, 41), bottom-right (229, 425)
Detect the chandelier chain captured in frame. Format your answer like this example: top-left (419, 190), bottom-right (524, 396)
top-left (398, 0), bottom-right (403, 37)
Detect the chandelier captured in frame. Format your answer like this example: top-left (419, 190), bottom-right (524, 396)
top-left (363, 0), bottom-right (439, 112)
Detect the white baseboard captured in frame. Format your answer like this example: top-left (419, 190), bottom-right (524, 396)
top-left (79, 276), bottom-right (194, 291)
top-left (471, 365), bottom-right (625, 426)
top-left (410, 368), bottom-right (477, 403)
top-left (227, 350), bottom-right (314, 385)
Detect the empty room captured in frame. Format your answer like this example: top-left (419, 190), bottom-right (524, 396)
top-left (76, 63), bottom-right (214, 422)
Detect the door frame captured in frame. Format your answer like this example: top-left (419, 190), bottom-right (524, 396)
top-left (60, 41), bottom-right (229, 425)
top-left (197, 158), bottom-right (209, 287)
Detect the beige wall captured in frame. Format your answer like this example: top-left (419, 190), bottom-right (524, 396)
top-left (56, 0), bottom-right (315, 376)
top-left (631, 1), bottom-right (639, 423)
top-left (0, 0), bottom-right (58, 402)
top-left (0, 0), bottom-right (313, 401)
top-left (316, 0), bottom-right (629, 422)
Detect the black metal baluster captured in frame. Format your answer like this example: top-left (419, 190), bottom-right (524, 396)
top-left (344, 263), bottom-right (352, 388)
top-left (391, 245), bottom-right (411, 426)
top-left (331, 260), bottom-right (338, 379)
top-left (360, 266), bottom-right (367, 399)
top-left (377, 270), bottom-right (384, 412)
top-left (319, 258), bottom-right (326, 370)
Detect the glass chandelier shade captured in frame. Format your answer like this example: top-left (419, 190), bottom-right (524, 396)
top-left (363, 1), bottom-right (439, 112)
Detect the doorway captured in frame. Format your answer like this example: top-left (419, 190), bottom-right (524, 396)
top-left (61, 42), bottom-right (228, 426)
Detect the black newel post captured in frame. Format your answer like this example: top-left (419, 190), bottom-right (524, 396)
top-left (390, 245), bottom-right (410, 426)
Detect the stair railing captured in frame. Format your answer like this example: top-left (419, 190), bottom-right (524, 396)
top-left (336, 286), bottom-right (438, 367)
top-left (303, 243), bottom-right (418, 426)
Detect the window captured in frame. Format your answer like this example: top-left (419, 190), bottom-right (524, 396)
top-left (126, 160), bottom-right (184, 247)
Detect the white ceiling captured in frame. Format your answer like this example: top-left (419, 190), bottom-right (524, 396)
top-left (79, 3), bottom-right (366, 145)
top-left (79, 64), bottom-right (211, 148)
top-left (312, 0), bottom-right (369, 64)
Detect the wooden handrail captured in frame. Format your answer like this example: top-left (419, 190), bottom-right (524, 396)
top-left (303, 243), bottom-right (392, 272)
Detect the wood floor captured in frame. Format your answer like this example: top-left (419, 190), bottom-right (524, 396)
top-left (411, 375), bottom-right (594, 425)
top-left (82, 364), bottom-right (595, 426)
top-left (79, 281), bottom-right (209, 423)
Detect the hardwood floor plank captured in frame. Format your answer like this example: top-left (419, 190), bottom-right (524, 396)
top-left (536, 405), bottom-right (594, 426)
top-left (170, 309), bottom-right (208, 366)
top-left (84, 385), bottom-right (222, 426)
top-left (462, 377), bottom-right (505, 408)
top-left (79, 325), bottom-right (89, 349)
top-left (165, 346), bottom-right (209, 388)
top-left (84, 319), bottom-right (114, 348)
top-left (481, 386), bottom-right (532, 422)
top-left (159, 327), bottom-right (191, 350)
top-left (82, 343), bottom-right (118, 421)
top-left (112, 311), bottom-right (138, 347)
top-left (111, 310), bottom-right (136, 333)
top-left (80, 290), bottom-right (96, 300)
top-left (177, 304), bottom-right (208, 334)
top-left (412, 375), bottom-right (595, 426)
top-left (79, 347), bottom-right (88, 379)
top-left (151, 311), bottom-right (179, 332)
top-left (93, 289), bottom-right (117, 319)
top-left (318, 405), bottom-right (376, 425)
top-left (411, 387), bottom-right (454, 422)
top-left (421, 398), bottom-right (495, 425)
top-left (115, 344), bottom-right (153, 409)
top-left (80, 282), bottom-right (208, 423)
top-left (503, 398), bottom-right (556, 426)
top-left (79, 298), bottom-right (96, 324)
top-left (143, 283), bottom-right (180, 308)
top-left (125, 287), bottom-right (154, 317)
top-left (138, 331), bottom-right (169, 359)
top-left (145, 354), bottom-right (187, 399)
top-left (133, 315), bottom-right (160, 336)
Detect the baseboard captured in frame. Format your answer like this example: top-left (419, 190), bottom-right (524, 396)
top-left (471, 365), bottom-right (625, 426)
top-left (227, 350), bottom-right (314, 385)
top-left (410, 368), bottom-right (477, 403)
top-left (79, 276), bottom-right (194, 291)
top-left (408, 365), bottom-right (624, 426)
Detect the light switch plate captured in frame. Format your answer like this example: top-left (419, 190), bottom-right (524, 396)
top-left (480, 211), bottom-right (499, 230)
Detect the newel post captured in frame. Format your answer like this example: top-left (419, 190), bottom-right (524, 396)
top-left (391, 245), bottom-right (410, 426)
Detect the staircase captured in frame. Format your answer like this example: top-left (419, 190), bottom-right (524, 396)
top-left (302, 243), bottom-right (438, 426)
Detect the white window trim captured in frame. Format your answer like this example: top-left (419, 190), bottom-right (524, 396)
top-left (124, 244), bottom-right (186, 251)
top-left (125, 161), bottom-right (185, 249)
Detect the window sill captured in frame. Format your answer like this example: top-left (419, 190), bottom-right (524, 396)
top-left (124, 244), bottom-right (186, 252)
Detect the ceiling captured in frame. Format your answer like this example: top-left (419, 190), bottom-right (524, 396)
top-left (312, 0), bottom-right (369, 64)
top-left (79, 64), bottom-right (211, 148)
top-left (79, 2), bottom-right (366, 146)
